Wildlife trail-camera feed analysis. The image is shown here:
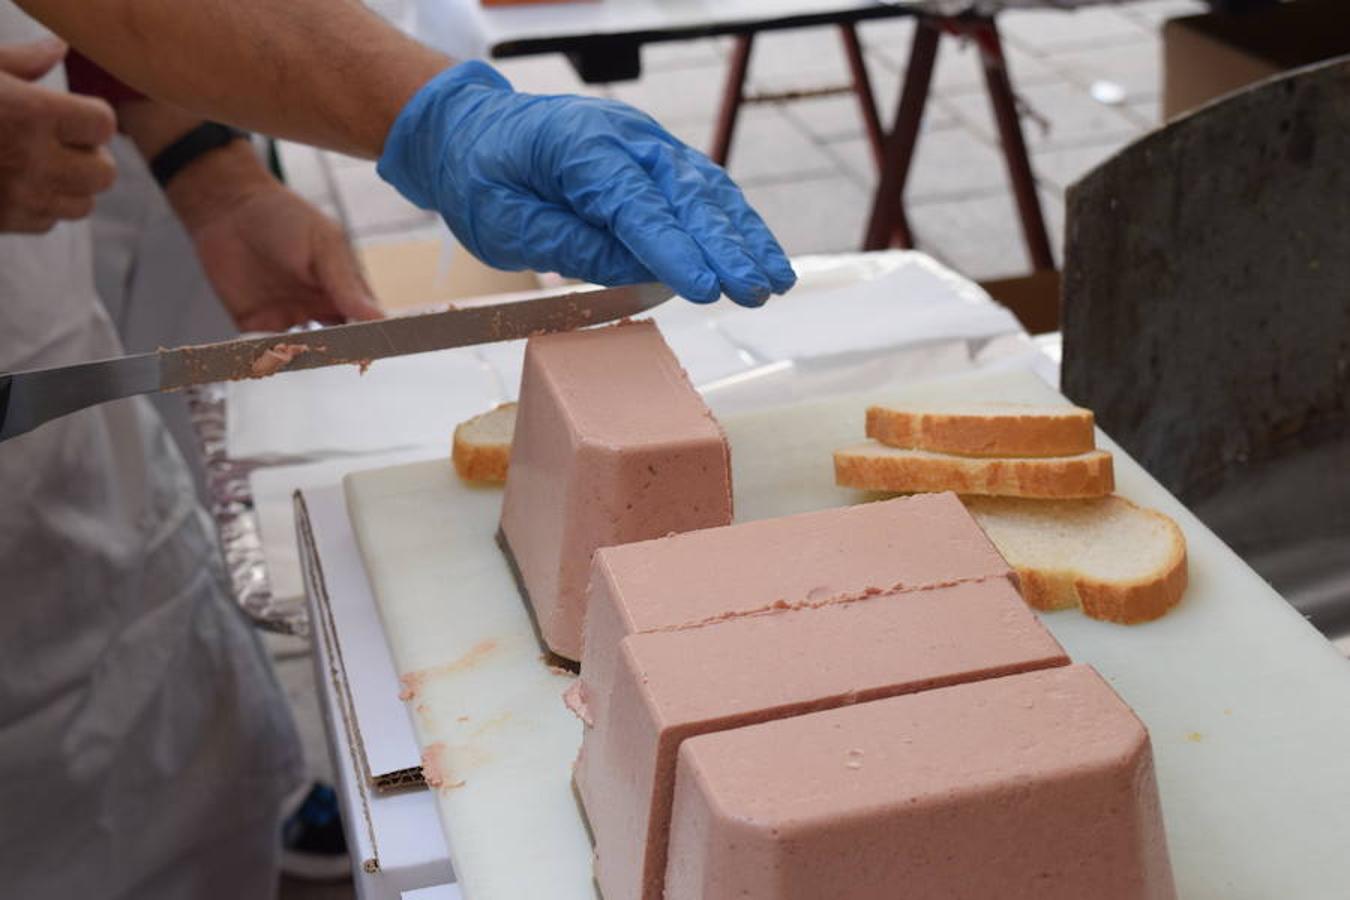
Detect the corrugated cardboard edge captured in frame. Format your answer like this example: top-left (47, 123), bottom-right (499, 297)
top-left (296, 490), bottom-right (385, 874)
top-left (299, 487), bottom-right (430, 792)
top-left (375, 766), bottom-right (426, 791)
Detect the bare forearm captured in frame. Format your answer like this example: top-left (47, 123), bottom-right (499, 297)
top-left (118, 99), bottom-right (273, 231)
top-left (16, 0), bottom-right (450, 157)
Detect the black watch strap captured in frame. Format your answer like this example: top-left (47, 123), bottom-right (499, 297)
top-left (150, 122), bottom-right (251, 187)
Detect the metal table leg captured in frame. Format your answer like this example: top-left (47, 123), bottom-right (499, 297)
top-left (710, 33), bottom-right (755, 167)
top-left (839, 22), bottom-right (886, 170)
top-left (969, 18), bottom-right (1055, 271)
top-left (863, 19), bottom-right (940, 250)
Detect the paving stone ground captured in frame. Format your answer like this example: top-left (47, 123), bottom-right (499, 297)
top-left (277, 0), bottom-right (1205, 284)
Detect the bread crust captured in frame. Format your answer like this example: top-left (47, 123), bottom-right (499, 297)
top-left (834, 444), bottom-right (1114, 499)
top-left (867, 405), bottom-right (1095, 458)
top-left (452, 403), bottom-right (515, 484)
top-left (451, 437), bottom-right (510, 483)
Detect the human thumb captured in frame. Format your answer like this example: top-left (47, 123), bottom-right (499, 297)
top-left (0, 37), bottom-right (67, 82)
top-left (316, 230), bottom-right (384, 322)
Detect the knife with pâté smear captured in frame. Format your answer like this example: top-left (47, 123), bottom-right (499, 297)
top-left (0, 281), bottom-right (673, 443)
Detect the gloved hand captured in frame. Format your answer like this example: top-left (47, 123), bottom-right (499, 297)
top-left (378, 61), bottom-right (795, 307)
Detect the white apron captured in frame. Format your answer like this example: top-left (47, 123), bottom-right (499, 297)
top-left (0, 6), bottom-right (303, 898)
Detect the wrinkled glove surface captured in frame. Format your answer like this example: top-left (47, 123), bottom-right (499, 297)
top-left (378, 61), bottom-right (795, 306)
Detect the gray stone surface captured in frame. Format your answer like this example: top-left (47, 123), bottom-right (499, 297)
top-left (641, 36), bottom-right (727, 71)
top-left (747, 25), bottom-right (854, 92)
top-left (722, 106), bottom-right (842, 183)
top-left (831, 124), bottom-right (1011, 200)
top-left (740, 172), bottom-right (873, 254)
top-left (944, 79), bottom-right (1147, 150)
top-left (909, 185), bottom-right (1065, 275)
top-left (1051, 38), bottom-right (1164, 102)
top-left (997, 5), bottom-right (1152, 50)
top-left (1032, 139), bottom-right (1127, 195)
top-left (608, 61), bottom-right (727, 124)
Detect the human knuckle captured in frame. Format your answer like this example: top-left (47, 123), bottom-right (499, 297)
top-left (92, 158), bottom-right (117, 191)
top-left (64, 195), bottom-right (94, 220)
top-left (17, 213), bottom-right (55, 234)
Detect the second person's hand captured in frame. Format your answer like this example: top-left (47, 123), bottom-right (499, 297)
top-left (377, 61), bottom-right (797, 308)
top-left (0, 38), bottom-right (116, 233)
top-left (163, 138), bottom-right (382, 332)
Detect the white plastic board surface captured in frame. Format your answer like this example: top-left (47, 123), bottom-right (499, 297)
top-left (344, 464), bottom-right (593, 900)
top-left (344, 368), bottom-right (1350, 899)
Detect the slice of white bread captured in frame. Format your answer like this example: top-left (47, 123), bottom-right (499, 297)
top-left (834, 441), bottom-right (1114, 499)
top-left (452, 402), bottom-right (517, 484)
top-left (866, 402), bottom-right (1095, 458)
top-left (963, 495), bottom-right (1187, 624)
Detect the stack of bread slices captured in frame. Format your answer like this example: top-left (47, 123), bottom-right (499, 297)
top-left (834, 403), bottom-right (1187, 624)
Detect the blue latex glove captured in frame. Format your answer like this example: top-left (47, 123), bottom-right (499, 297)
top-left (378, 61), bottom-right (796, 306)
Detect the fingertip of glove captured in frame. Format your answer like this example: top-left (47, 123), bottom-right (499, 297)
top-left (726, 282), bottom-right (771, 308)
top-left (679, 271), bottom-right (721, 304)
top-left (729, 290), bottom-right (771, 309)
top-left (764, 256), bottom-right (798, 293)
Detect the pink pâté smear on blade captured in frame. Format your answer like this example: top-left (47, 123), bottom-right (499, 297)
top-left (250, 343), bottom-right (310, 377)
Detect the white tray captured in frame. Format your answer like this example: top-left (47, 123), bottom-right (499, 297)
top-left (343, 368), bottom-right (1350, 900)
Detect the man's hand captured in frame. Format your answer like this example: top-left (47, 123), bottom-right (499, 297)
top-left (114, 99), bottom-right (383, 333)
top-left (0, 38), bottom-right (116, 233)
top-left (182, 177), bottom-right (382, 332)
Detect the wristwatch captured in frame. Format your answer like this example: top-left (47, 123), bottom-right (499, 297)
top-left (150, 122), bottom-right (252, 188)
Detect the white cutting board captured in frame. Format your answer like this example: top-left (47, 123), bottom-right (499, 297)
top-left (344, 368), bottom-right (1350, 900)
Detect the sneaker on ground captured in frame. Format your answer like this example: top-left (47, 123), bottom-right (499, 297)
top-left (281, 782), bottom-right (351, 881)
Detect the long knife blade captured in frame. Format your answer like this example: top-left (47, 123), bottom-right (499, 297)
top-left (0, 281), bottom-right (672, 443)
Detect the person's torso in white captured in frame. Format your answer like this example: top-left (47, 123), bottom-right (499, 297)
top-left (0, 5), bottom-right (302, 897)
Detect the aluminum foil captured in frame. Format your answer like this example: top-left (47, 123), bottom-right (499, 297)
top-left (188, 383), bottom-right (310, 636)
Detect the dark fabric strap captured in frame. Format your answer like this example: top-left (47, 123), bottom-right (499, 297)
top-left (150, 122), bottom-right (251, 187)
